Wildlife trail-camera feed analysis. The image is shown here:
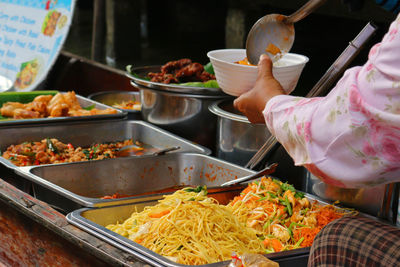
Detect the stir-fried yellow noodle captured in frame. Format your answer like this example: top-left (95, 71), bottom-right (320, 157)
top-left (106, 187), bottom-right (265, 265)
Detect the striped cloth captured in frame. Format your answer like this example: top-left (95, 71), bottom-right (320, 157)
top-left (308, 216), bottom-right (400, 267)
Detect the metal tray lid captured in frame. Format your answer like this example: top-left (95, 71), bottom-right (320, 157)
top-left (126, 65), bottom-right (227, 96)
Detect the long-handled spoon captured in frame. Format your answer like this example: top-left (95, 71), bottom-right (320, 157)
top-left (220, 163), bottom-right (278, 187)
top-left (246, 0), bottom-right (327, 65)
top-left (116, 144), bottom-right (180, 157)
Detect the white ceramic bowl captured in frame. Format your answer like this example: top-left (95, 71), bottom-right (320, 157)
top-left (207, 49), bottom-right (309, 96)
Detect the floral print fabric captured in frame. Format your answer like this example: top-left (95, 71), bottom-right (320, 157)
top-left (264, 14), bottom-right (400, 188)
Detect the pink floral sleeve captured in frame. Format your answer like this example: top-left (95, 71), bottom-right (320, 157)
top-left (264, 14), bottom-right (400, 188)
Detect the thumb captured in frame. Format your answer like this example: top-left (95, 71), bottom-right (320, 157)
top-left (257, 54), bottom-right (274, 80)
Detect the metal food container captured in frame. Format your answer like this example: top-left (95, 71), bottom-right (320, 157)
top-left (15, 153), bottom-right (252, 211)
top-left (66, 190), bottom-right (361, 267)
top-left (0, 91), bottom-right (127, 126)
top-left (0, 120), bottom-right (210, 171)
top-left (87, 90), bottom-right (141, 120)
top-left (209, 99), bottom-right (272, 166)
top-left (304, 170), bottom-right (399, 222)
top-left (131, 81), bottom-right (230, 151)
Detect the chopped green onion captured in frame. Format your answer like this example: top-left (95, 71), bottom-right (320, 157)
top-left (295, 191), bottom-right (305, 199)
top-left (257, 195), bottom-right (270, 202)
top-left (46, 138), bottom-right (59, 154)
top-left (263, 220), bottom-right (271, 230)
top-left (294, 237), bottom-right (305, 249)
top-left (268, 192), bottom-right (278, 198)
top-left (265, 248), bottom-right (275, 254)
top-left (257, 235), bottom-right (265, 241)
top-left (301, 208), bottom-right (309, 215)
top-left (83, 104), bottom-right (96, 111)
top-left (285, 196), bottom-right (292, 216)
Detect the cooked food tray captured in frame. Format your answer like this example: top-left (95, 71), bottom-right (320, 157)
top-left (66, 190), bottom-right (344, 267)
top-left (14, 152), bottom-right (246, 208)
top-left (0, 91), bottom-right (127, 126)
top-left (0, 120), bottom-right (210, 171)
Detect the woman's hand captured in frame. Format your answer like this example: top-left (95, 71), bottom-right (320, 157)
top-left (233, 54), bottom-right (286, 124)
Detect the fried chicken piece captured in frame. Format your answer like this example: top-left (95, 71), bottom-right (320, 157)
top-left (13, 109), bottom-right (41, 119)
top-left (26, 94), bottom-right (53, 115)
top-left (47, 92), bottom-right (81, 117)
top-left (63, 91), bottom-right (82, 110)
top-left (175, 62), bottom-right (205, 82)
top-left (48, 103), bottom-right (70, 117)
top-left (160, 58), bottom-right (192, 74)
top-left (197, 71), bottom-right (216, 82)
top-left (148, 59), bottom-right (215, 84)
top-left (148, 72), bottom-right (179, 83)
top-left (0, 102), bottom-right (27, 117)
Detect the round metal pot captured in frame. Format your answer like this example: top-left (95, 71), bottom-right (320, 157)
top-left (209, 99), bottom-right (272, 166)
top-left (88, 90), bottom-right (141, 120)
top-left (131, 82), bottom-right (230, 151)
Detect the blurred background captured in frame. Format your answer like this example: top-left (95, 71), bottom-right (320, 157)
top-left (63, 0), bottom-right (396, 97)
top-left (57, 0), bottom-right (397, 198)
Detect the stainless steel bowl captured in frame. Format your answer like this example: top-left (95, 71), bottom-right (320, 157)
top-left (209, 99), bottom-right (272, 166)
top-left (131, 81), bottom-right (230, 151)
top-left (88, 90), bottom-right (141, 120)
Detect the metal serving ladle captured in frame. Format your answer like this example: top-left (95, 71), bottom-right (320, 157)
top-left (220, 163), bottom-right (278, 187)
top-left (116, 144), bottom-right (181, 157)
top-left (246, 0), bottom-right (327, 65)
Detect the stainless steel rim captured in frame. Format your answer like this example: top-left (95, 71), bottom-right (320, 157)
top-left (208, 99), bottom-right (251, 123)
top-left (131, 81), bottom-right (227, 99)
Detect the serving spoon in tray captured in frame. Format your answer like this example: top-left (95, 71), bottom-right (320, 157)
top-left (116, 144), bottom-right (181, 157)
top-left (220, 163), bottom-right (278, 187)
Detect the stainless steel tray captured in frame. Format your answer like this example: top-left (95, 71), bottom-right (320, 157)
top-left (126, 66), bottom-right (225, 96)
top-left (66, 190), bottom-right (349, 267)
top-left (0, 91), bottom-right (127, 126)
top-left (0, 120), bottom-right (210, 171)
top-left (14, 152), bottom-right (249, 209)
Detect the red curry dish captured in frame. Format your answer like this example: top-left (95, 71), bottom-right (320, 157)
top-left (148, 58), bottom-right (215, 84)
top-left (2, 138), bottom-right (137, 166)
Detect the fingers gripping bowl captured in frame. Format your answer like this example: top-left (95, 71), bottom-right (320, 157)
top-left (207, 49), bottom-right (309, 96)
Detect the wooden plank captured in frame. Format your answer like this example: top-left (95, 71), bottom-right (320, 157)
top-left (0, 178), bottom-right (149, 267)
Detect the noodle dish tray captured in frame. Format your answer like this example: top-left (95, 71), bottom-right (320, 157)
top-left (66, 188), bottom-right (359, 267)
top-left (0, 90), bottom-right (127, 126)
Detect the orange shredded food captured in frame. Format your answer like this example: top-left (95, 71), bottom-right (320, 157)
top-left (235, 57), bottom-right (256, 66)
top-left (265, 43), bottom-right (281, 55)
top-left (228, 177), bottom-right (357, 253)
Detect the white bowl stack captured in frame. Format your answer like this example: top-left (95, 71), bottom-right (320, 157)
top-left (207, 49), bottom-right (309, 96)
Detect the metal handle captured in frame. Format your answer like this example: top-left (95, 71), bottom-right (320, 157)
top-left (285, 0), bottom-right (327, 24)
top-left (221, 163), bottom-right (278, 187)
top-left (153, 146), bottom-right (181, 156)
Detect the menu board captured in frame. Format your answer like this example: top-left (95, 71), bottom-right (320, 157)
top-left (0, 0), bottom-right (75, 92)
